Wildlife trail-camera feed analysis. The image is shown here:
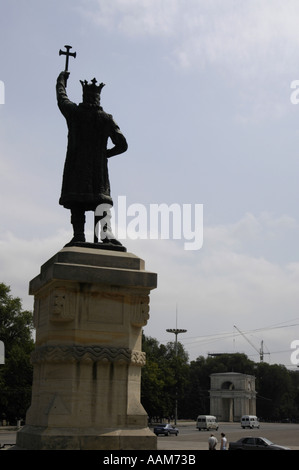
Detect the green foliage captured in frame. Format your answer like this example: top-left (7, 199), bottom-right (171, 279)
top-left (141, 335), bottom-right (299, 421)
top-left (141, 334), bottom-right (189, 420)
top-left (255, 362), bottom-right (299, 420)
top-left (180, 353), bottom-right (256, 419)
top-left (0, 283), bottom-right (298, 424)
top-left (0, 283), bottom-right (34, 422)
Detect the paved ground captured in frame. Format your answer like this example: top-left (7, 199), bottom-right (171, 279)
top-left (155, 421), bottom-right (299, 450)
top-left (0, 421), bottom-right (298, 451)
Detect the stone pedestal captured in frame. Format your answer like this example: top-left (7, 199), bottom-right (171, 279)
top-left (16, 246), bottom-right (157, 450)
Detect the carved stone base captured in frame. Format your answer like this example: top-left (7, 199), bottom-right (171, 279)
top-left (16, 247), bottom-right (157, 450)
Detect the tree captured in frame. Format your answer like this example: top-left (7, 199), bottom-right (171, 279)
top-left (182, 356), bottom-right (210, 419)
top-left (142, 332), bottom-right (299, 422)
top-left (181, 353), bottom-right (256, 419)
top-left (0, 283), bottom-right (34, 422)
top-left (141, 334), bottom-right (190, 421)
top-left (141, 336), bottom-right (169, 418)
top-left (255, 362), bottom-right (297, 421)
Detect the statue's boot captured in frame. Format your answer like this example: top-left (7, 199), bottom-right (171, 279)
top-left (65, 210), bottom-right (86, 247)
top-left (100, 210), bottom-right (123, 246)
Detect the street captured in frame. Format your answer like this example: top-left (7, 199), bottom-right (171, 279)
top-left (0, 421), bottom-right (298, 451)
top-left (155, 421), bottom-right (299, 450)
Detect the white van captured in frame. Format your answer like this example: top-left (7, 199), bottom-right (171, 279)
top-left (196, 415), bottom-right (219, 431)
top-left (241, 415), bottom-right (260, 429)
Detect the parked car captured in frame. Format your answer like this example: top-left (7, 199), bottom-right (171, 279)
top-left (153, 424), bottom-right (179, 436)
top-left (229, 437), bottom-right (290, 450)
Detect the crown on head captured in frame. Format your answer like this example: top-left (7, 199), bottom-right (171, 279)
top-left (80, 78), bottom-right (105, 95)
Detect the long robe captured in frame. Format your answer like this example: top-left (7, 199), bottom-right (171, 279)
top-left (56, 73), bottom-right (128, 211)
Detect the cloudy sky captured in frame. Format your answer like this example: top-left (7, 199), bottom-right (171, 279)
top-left (1, 0), bottom-right (299, 368)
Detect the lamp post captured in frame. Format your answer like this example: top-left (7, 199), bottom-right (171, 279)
top-left (166, 328), bottom-right (187, 425)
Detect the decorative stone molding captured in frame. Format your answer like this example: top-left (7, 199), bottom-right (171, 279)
top-left (130, 295), bottom-right (150, 327)
top-left (31, 344), bottom-right (146, 366)
top-left (50, 287), bottom-right (76, 323)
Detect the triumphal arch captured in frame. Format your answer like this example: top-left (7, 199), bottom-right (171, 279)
top-left (209, 372), bottom-right (256, 422)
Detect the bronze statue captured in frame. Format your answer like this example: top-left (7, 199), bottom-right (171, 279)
top-left (56, 57), bottom-right (128, 249)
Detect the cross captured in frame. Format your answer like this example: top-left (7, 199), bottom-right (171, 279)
top-left (59, 45), bottom-right (76, 72)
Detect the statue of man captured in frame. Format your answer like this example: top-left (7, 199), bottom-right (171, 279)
top-left (56, 71), bottom-right (128, 247)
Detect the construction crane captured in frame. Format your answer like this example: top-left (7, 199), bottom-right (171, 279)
top-left (234, 325), bottom-right (270, 362)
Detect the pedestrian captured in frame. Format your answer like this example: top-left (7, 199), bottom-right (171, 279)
top-left (220, 432), bottom-right (228, 450)
top-left (208, 433), bottom-right (218, 450)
